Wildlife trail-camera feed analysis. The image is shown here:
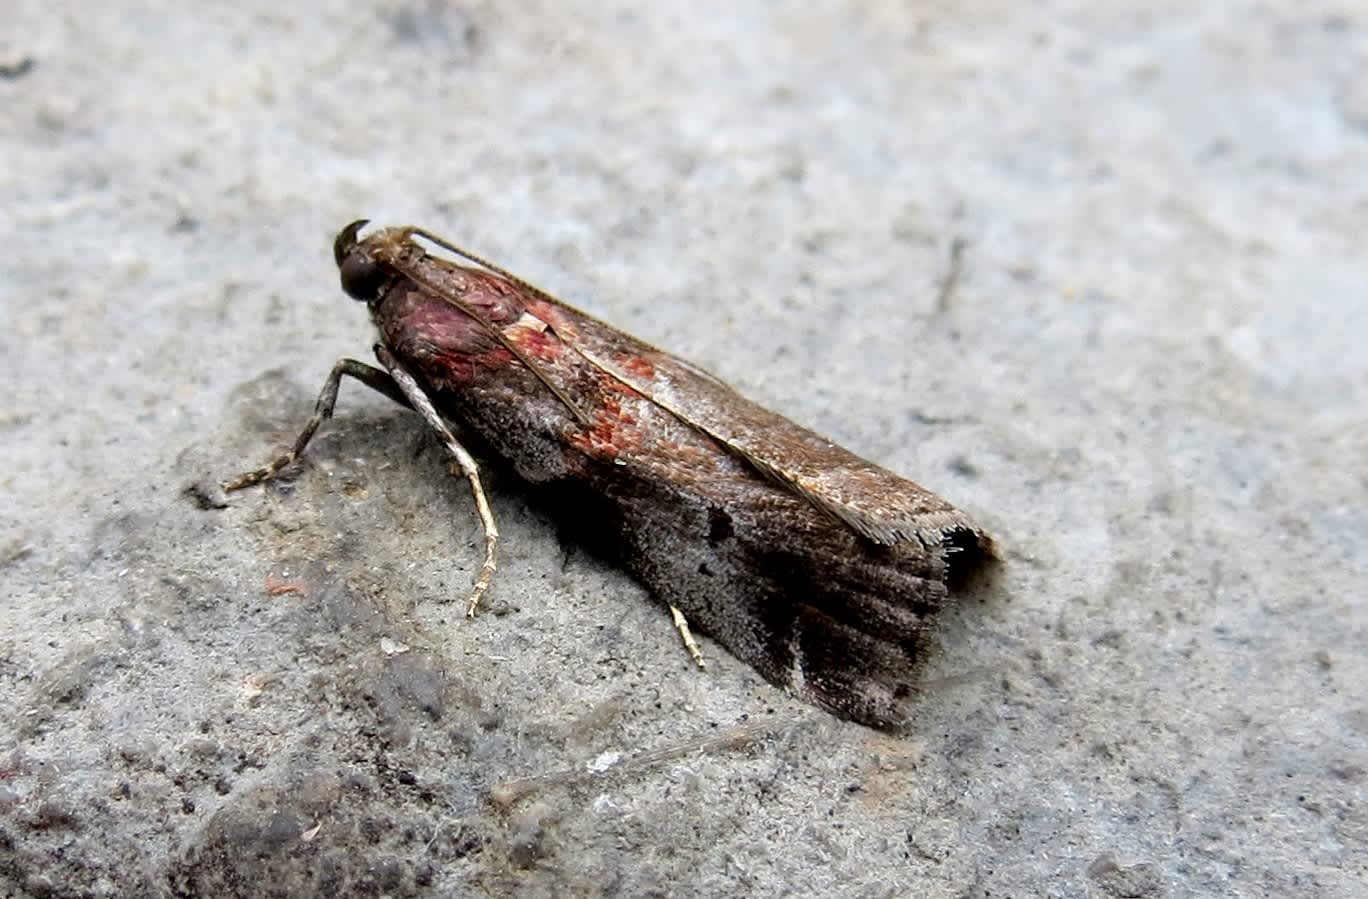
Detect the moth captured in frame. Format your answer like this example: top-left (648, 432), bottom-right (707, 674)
top-left (226, 221), bottom-right (995, 728)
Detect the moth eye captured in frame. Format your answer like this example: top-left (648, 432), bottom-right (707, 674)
top-left (338, 252), bottom-right (387, 301)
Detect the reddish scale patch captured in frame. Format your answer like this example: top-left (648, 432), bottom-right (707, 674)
top-left (603, 376), bottom-right (640, 397)
top-left (523, 298), bottom-right (569, 329)
top-left (427, 347), bottom-right (511, 388)
top-left (506, 323), bottom-right (562, 362)
top-left (567, 393), bottom-right (641, 461)
top-left (619, 354), bottom-right (656, 379)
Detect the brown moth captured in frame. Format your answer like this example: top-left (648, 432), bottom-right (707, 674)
top-left (227, 221), bottom-right (995, 728)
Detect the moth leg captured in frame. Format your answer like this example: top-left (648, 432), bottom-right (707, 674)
top-left (374, 345), bottom-right (499, 618)
top-left (670, 605), bottom-right (707, 669)
top-left (222, 359), bottom-right (411, 492)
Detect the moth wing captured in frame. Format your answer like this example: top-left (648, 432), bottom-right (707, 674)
top-left (552, 312), bottom-right (989, 550)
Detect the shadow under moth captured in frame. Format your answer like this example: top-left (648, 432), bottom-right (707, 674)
top-left (226, 221), bottom-right (996, 728)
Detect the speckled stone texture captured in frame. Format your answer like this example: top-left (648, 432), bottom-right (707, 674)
top-left (2, 3), bottom-right (1364, 898)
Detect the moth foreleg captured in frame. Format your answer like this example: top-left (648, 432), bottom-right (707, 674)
top-left (373, 345), bottom-right (499, 618)
top-left (222, 358), bottom-right (410, 492)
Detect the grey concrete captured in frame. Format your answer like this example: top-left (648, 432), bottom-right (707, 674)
top-left (2, 2), bottom-right (1364, 897)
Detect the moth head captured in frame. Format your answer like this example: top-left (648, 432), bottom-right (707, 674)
top-left (334, 219), bottom-right (387, 302)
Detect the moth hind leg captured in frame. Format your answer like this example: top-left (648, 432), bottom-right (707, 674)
top-left (222, 358), bottom-right (411, 492)
top-left (670, 605), bottom-right (708, 669)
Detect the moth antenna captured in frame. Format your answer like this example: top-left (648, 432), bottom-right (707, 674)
top-left (409, 227), bottom-right (569, 310)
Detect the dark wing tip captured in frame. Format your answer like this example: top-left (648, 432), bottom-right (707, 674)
top-left (939, 525), bottom-right (997, 592)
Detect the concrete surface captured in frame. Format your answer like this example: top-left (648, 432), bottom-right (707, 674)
top-left (2, 2), bottom-right (1364, 897)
